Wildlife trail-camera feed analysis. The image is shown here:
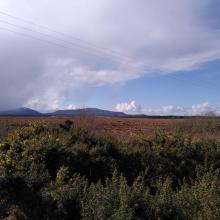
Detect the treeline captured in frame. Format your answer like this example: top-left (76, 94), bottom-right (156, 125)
top-left (0, 120), bottom-right (219, 219)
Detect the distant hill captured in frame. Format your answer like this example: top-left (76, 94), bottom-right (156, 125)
top-left (0, 107), bottom-right (42, 116)
top-left (0, 107), bottom-right (126, 117)
top-left (0, 107), bottom-right (205, 118)
top-left (48, 108), bottom-right (126, 117)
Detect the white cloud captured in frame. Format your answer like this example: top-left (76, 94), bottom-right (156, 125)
top-left (115, 101), bottom-right (219, 115)
top-left (116, 101), bottom-right (142, 113)
top-left (191, 102), bottom-right (217, 115)
top-left (65, 104), bottom-right (77, 110)
top-left (163, 106), bottom-right (175, 114)
top-left (0, 1), bottom-right (220, 110)
top-left (142, 102), bottom-right (219, 116)
top-left (162, 106), bottom-right (185, 114)
top-left (26, 98), bottom-right (77, 112)
top-left (26, 98), bottom-right (62, 112)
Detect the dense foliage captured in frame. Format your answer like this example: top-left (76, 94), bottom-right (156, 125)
top-left (0, 120), bottom-right (219, 219)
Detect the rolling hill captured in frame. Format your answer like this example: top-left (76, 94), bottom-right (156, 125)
top-left (48, 108), bottom-right (126, 117)
top-left (0, 107), bottom-right (42, 116)
top-left (0, 107), bottom-right (126, 117)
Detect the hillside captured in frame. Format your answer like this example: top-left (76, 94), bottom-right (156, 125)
top-left (0, 107), bottom-right (42, 116)
top-left (0, 107), bottom-right (126, 117)
top-left (49, 108), bottom-right (126, 117)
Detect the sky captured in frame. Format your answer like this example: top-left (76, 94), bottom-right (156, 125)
top-left (0, 0), bottom-right (220, 115)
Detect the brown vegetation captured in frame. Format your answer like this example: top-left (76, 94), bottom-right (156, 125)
top-left (1, 116), bottom-right (220, 141)
top-left (0, 116), bottom-right (183, 139)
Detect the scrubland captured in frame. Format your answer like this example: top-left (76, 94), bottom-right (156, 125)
top-left (0, 116), bottom-right (220, 219)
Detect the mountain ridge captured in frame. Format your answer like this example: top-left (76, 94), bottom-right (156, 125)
top-left (0, 107), bottom-right (126, 117)
top-left (0, 107), bottom-right (42, 116)
top-left (48, 108), bottom-right (126, 117)
top-left (0, 107), bottom-right (213, 118)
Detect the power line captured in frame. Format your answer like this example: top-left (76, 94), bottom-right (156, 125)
top-left (0, 16), bottom-right (144, 72)
top-left (0, 10), bottom-right (219, 91)
top-left (0, 27), bottom-right (77, 52)
top-left (0, 10), bottom-right (132, 63)
top-left (1, 23), bottom-right (219, 91)
top-left (0, 19), bottom-right (123, 62)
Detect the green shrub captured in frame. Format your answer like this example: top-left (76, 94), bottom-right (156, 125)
top-left (0, 122), bottom-right (219, 219)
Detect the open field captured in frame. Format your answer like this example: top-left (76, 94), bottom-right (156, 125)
top-left (0, 116), bottom-right (187, 140)
top-left (1, 116), bottom-right (220, 140)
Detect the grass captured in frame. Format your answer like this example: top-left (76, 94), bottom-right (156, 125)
top-left (0, 116), bottom-right (184, 139)
top-left (1, 116), bottom-right (220, 141)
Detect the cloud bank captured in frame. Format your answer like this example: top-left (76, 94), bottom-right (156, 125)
top-left (116, 101), bottom-right (142, 113)
top-left (0, 0), bottom-right (220, 110)
top-left (116, 101), bottom-right (219, 116)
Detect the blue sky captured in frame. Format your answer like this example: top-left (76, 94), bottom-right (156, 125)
top-left (63, 59), bottom-right (220, 114)
top-left (0, 0), bottom-right (220, 115)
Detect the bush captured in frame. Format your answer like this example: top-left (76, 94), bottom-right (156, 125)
top-left (0, 122), bottom-right (219, 219)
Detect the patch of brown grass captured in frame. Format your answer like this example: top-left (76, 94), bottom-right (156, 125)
top-left (0, 116), bottom-right (220, 141)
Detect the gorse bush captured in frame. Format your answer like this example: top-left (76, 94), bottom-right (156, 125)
top-left (0, 121), bottom-right (219, 219)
